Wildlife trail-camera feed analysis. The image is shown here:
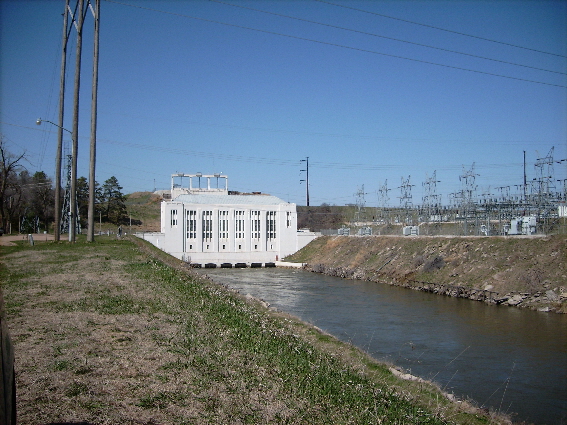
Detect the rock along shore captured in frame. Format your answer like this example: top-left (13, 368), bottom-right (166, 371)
top-left (286, 235), bottom-right (567, 313)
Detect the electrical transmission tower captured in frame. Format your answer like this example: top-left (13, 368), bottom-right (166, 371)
top-left (422, 171), bottom-right (441, 223)
top-left (532, 146), bottom-right (558, 233)
top-left (354, 185), bottom-right (367, 223)
top-left (496, 185), bottom-right (512, 230)
top-left (448, 191), bottom-right (460, 212)
top-left (479, 186), bottom-right (494, 235)
top-left (398, 176), bottom-right (414, 224)
top-left (459, 163), bottom-right (479, 235)
top-left (534, 147), bottom-right (556, 210)
top-left (378, 179), bottom-right (391, 224)
top-left (60, 153), bottom-right (81, 235)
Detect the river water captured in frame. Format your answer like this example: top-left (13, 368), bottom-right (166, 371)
top-left (200, 268), bottom-right (567, 425)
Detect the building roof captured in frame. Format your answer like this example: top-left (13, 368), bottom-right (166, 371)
top-left (173, 193), bottom-right (292, 206)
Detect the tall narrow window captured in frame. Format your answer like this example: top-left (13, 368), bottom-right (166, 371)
top-left (251, 210), bottom-right (261, 240)
top-left (170, 209), bottom-right (178, 227)
top-left (202, 210), bottom-right (212, 242)
top-left (186, 210), bottom-right (196, 239)
top-left (267, 211), bottom-right (276, 240)
top-left (235, 210), bottom-right (245, 240)
top-left (219, 210), bottom-right (229, 239)
top-left (287, 211), bottom-right (291, 228)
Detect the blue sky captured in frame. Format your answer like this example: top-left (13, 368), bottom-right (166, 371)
top-left (1, 0), bottom-right (566, 207)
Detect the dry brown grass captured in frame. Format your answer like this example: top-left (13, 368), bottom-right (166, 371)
top-left (287, 235), bottom-right (567, 312)
top-left (4, 250), bottom-right (185, 423)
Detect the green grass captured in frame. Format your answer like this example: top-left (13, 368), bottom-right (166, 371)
top-left (66, 382), bottom-right (89, 397)
top-left (124, 191), bottom-right (162, 229)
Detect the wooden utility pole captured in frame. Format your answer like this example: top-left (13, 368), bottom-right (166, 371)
top-left (306, 156), bottom-right (310, 207)
top-left (70, 0), bottom-right (84, 242)
top-left (300, 157), bottom-right (310, 206)
top-left (87, 0), bottom-right (100, 242)
top-left (54, 0), bottom-right (70, 241)
top-left (523, 150), bottom-right (527, 203)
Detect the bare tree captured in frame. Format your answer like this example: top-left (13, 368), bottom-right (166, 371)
top-left (30, 171), bottom-right (54, 232)
top-left (0, 138), bottom-right (26, 233)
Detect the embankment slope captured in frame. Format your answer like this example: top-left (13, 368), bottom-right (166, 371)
top-left (0, 237), bottom-right (509, 424)
top-left (286, 235), bottom-right (567, 313)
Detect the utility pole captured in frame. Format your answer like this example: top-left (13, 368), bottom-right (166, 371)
top-left (300, 157), bottom-right (310, 206)
top-left (70, 0), bottom-right (85, 242)
top-left (523, 150), bottom-right (527, 203)
top-left (50, 0), bottom-right (99, 242)
top-left (87, 0), bottom-right (100, 242)
top-left (54, 0), bottom-right (70, 242)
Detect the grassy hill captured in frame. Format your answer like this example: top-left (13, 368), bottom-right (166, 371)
top-left (124, 191), bottom-right (163, 232)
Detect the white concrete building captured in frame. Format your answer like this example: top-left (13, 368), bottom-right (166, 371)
top-left (141, 174), bottom-right (313, 267)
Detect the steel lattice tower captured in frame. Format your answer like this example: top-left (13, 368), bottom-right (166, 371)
top-left (422, 171), bottom-right (441, 221)
top-left (60, 153), bottom-right (80, 235)
top-left (398, 176), bottom-right (414, 224)
top-left (534, 147), bottom-right (556, 209)
top-left (354, 185), bottom-right (367, 223)
top-left (378, 179), bottom-right (391, 223)
top-left (459, 163), bottom-right (479, 234)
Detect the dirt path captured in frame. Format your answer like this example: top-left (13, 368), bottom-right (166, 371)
top-left (0, 233), bottom-right (54, 246)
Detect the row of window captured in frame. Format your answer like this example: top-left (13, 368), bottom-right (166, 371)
top-left (266, 211), bottom-right (276, 241)
top-left (172, 209), bottom-right (291, 240)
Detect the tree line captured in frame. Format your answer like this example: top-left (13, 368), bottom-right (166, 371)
top-left (0, 140), bottom-right (128, 234)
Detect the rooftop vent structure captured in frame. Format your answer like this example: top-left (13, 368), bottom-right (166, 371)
top-left (170, 173), bottom-right (228, 199)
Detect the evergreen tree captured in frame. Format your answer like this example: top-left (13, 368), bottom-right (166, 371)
top-left (101, 176), bottom-right (127, 224)
top-left (76, 176), bottom-right (89, 227)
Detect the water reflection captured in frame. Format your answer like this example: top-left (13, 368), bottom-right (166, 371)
top-left (200, 268), bottom-right (567, 425)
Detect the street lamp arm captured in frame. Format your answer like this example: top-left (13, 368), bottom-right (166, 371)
top-left (36, 118), bottom-right (72, 134)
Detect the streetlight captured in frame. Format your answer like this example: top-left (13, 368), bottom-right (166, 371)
top-left (36, 118), bottom-right (74, 241)
top-left (36, 118), bottom-right (71, 133)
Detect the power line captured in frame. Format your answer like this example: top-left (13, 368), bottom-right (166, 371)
top-left (104, 0), bottom-right (566, 88)
top-left (316, 0), bottom-right (567, 59)
top-left (6, 121), bottom-right (562, 165)
top-left (57, 112), bottom-right (564, 147)
top-left (212, 0), bottom-right (566, 76)
top-left (97, 137), bottom-right (300, 167)
top-left (97, 137), bottom-right (528, 174)
top-left (5, 121), bottom-right (562, 174)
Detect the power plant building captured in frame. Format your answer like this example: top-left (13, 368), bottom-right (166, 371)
top-left (141, 174), bottom-right (307, 267)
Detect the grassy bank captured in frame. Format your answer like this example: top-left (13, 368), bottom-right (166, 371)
top-left (1, 237), bottom-right (508, 424)
top-left (286, 235), bottom-right (567, 313)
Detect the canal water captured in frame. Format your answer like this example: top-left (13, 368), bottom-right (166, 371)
top-left (200, 268), bottom-right (567, 425)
